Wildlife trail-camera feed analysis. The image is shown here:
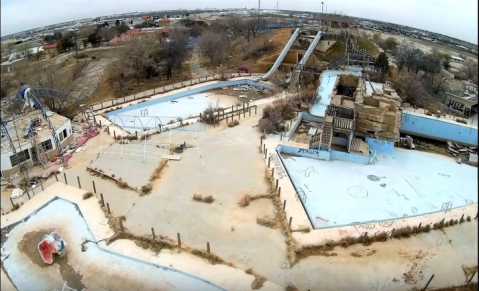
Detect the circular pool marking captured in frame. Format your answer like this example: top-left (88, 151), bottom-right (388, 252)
top-left (347, 186), bottom-right (369, 198)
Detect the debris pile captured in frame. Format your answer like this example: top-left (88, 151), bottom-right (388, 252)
top-left (38, 232), bottom-right (67, 264)
top-left (447, 141), bottom-right (477, 164)
top-left (355, 82), bottom-right (403, 142)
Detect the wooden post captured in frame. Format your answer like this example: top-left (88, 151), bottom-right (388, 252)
top-left (93, 181), bottom-right (97, 193)
top-left (280, 132), bottom-right (283, 141)
top-left (177, 233), bottom-right (182, 248)
top-left (113, 130), bottom-right (116, 139)
top-left (135, 131), bottom-right (138, 139)
top-left (254, 106), bottom-right (257, 115)
top-left (417, 223), bottom-right (422, 233)
top-left (119, 219), bottom-right (124, 231)
top-left (271, 167), bottom-right (275, 177)
top-left (283, 200), bottom-right (287, 210)
top-left (41, 181), bottom-right (44, 191)
top-left (249, 107), bottom-right (251, 116)
top-left (106, 202), bottom-right (111, 214)
top-left (275, 179), bottom-right (278, 190)
top-left (243, 103), bottom-right (245, 118)
top-left (289, 217), bottom-right (292, 228)
top-left (260, 136), bottom-right (263, 148)
top-left (100, 193), bottom-right (105, 206)
top-left (64, 173), bottom-right (68, 184)
top-left (391, 228), bottom-right (395, 237)
top-left (77, 176), bottom-right (81, 189)
top-left (265, 148), bottom-right (268, 158)
top-left (460, 214), bottom-right (464, 222)
top-left (55, 173), bottom-right (58, 181)
top-left (263, 143), bottom-right (266, 153)
top-left (207, 242), bottom-right (210, 253)
top-left (10, 197), bottom-right (15, 209)
top-left (151, 228), bottom-right (156, 239)
top-left (422, 274), bottom-right (435, 291)
top-left (268, 157), bottom-right (271, 168)
top-left (466, 271), bottom-right (476, 286)
top-left (278, 187), bottom-right (281, 196)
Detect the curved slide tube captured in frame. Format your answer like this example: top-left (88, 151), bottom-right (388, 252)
top-left (261, 28), bottom-right (301, 81)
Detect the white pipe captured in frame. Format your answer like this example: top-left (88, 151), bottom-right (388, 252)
top-left (120, 135), bottom-right (124, 159)
top-left (143, 131), bottom-right (147, 163)
top-left (193, 132), bottom-right (205, 167)
top-left (99, 126), bottom-right (103, 156)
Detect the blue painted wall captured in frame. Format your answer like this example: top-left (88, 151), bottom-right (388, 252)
top-left (366, 137), bottom-right (395, 154)
top-left (330, 150), bottom-right (370, 164)
top-left (400, 113), bottom-right (478, 146)
top-left (106, 80), bottom-right (274, 117)
top-left (280, 144), bottom-right (331, 160)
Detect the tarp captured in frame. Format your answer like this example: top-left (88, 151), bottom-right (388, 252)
top-left (63, 129), bottom-right (99, 164)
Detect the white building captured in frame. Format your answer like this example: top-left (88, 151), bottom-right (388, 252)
top-left (1, 111), bottom-right (73, 177)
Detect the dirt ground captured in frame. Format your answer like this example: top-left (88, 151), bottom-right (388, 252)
top-left (207, 88), bottom-right (270, 103)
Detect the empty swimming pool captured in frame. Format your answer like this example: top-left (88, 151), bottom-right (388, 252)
top-left (281, 148), bottom-right (478, 229)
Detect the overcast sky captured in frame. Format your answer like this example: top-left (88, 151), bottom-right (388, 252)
top-left (1, 0), bottom-right (478, 44)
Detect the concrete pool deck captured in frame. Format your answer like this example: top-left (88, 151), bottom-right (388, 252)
top-left (0, 182), bottom-right (282, 291)
top-left (282, 148), bottom-right (478, 229)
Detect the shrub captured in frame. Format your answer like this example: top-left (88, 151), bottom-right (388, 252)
top-left (82, 192), bottom-right (93, 200)
top-left (141, 184), bottom-right (153, 195)
top-left (203, 195), bottom-right (214, 203)
top-left (238, 194), bottom-right (251, 207)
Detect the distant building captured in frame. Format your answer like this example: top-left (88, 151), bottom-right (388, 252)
top-left (159, 17), bottom-right (171, 28)
top-left (446, 91), bottom-right (478, 117)
top-left (43, 43), bottom-right (58, 55)
top-left (463, 80), bottom-right (478, 94)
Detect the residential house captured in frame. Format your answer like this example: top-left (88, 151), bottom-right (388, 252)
top-left (43, 43), bottom-right (58, 55)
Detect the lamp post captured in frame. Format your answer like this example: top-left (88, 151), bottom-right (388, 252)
top-left (321, 2), bottom-right (324, 14)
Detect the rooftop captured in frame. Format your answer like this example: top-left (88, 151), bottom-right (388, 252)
top-left (402, 106), bottom-right (478, 128)
top-left (1, 110), bottom-right (69, 154)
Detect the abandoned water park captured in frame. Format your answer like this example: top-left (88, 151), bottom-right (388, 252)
top-left (1, 23), bottom-right (478, 291)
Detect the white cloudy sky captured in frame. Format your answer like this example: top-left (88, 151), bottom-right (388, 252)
top-left (1, 0), bottom-right (478, 44)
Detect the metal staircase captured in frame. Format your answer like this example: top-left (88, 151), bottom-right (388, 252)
top-left (320, 116), bottom-right (333, 150)
top-left (82, 106), bottom-right (97, 129)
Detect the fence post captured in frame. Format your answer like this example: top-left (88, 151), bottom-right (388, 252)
top-left (289, 217), bottom-right (293, 228)
top-left (275, 179), bottom-right (278, 190)
top-left (422, 274), bottom-right (435, 291)
top-left (64, 173), bottom-right (68, 184)
top-left (106, 202), bottom-right (111, 214)
top-left (151, 228), bottom-right (156, 239)
top-left (55, 173), bottom-right (58, 181)
top-left (255, 106), bottom-right (257, 115)
top-left (100, 193), bottom-right (105, 206)
top-left (243, 103), bottom-right (245, 118)
top-left (207, 242), bottom-right (210, 253)
top-left (92, 181), bottom-right (97, 193)
top-left (113, 130), bottom-right (116, 139)
top-left (278, 186), bottom-right (281, 197)
top-left (271, 167), bottom-right (275, 178)
top-left (467, 271), bottom-right (476, 286)
top-left (283, 200), bottom-right (287, 210)
top-left (77, 176), bottom-right (81, 189)
top-left (40, 181), bottom-right (44, 191)
top-left (10, 197), bottom-right (15, 209)
top-left (268, 157), bottom-right (271, 168)
top-left (119, 219), bottom-right (124, 231)
top-left (177, 233), bottom-right (182, 248)
top-left (265, 148), bottom-right (268, 159)
top-left (112, 100), bottom-right (114, 106)
top-left (417, 223), bottom-right (422, 233)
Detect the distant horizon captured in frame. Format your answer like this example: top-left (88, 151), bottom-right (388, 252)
top-left (1, 0), bottom-right (477, 44)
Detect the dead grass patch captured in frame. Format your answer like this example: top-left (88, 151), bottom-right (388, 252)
top-left (256, 216), bottom-right (278, 228)
top-left (227, 120), bottom-right (240, 127)
top-left (140, 183), bottom-right (153, 195)
top-left (149, 160), bottom-right (168, 181)
top-left (285, 284), bottom-right (300, 291)
top-left (238, 194), bottom-right (251, 207)
top-left (82, 192), bottom-right (94, 200)
top-left (192, 194), bottom-right (215, 204)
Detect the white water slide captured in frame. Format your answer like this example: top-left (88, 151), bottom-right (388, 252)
top-left (286, 29), bottom-right (324, 84)
top-left (260, 28), bottom-right (301, 81)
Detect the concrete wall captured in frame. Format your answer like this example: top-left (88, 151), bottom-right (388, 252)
top-left (365, 137), bottom-right (395, 154)
top-left (401, 113), bottom-right (478, 146)
top-left (280, 144), bottom-right (331, 160)
top-left (106, 80), bottom-right (273, 117)
top-left (316, 40), bottom-right (336, 53)
top-left (330, 150), bottom-right (370, 164)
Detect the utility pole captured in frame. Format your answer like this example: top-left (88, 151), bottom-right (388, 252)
top-left (258, 0), bottom-right (261, 24)
top-left (74, 30), bottom-right (78, 63)
top-left (321, 2), bottom-right (324, 14)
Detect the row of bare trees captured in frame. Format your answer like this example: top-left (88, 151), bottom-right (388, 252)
top-left (110, 29), bottom-right (190, 95)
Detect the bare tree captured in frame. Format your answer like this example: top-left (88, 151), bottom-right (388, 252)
top-left (98, 27), bottom-right (116, 44)
top-left (159, 28), bottom-right (190, 80)
top-left (199, 30), bottom-right (227, 64)
top-left (114, 35), bottom-right (158, 83)
top-left (460, 58), bottom-right (478, 83)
